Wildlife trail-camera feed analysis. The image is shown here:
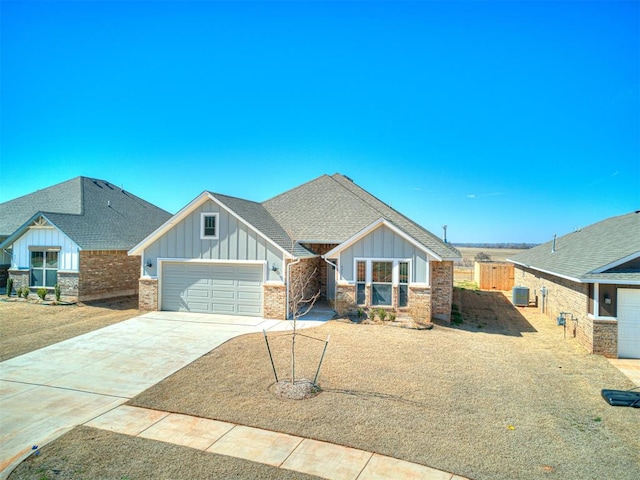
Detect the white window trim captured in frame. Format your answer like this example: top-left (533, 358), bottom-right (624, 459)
top-left (353, 258), bottom-right (413, 286)
top-left (200, 212), bottom-right (219, 240)
top-left (30, 249), bottom-right (59, 288)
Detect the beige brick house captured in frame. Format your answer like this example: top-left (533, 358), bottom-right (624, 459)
top-left (508, 211), bottom-right (640, 359)
top-left (129, 173), bottom-right (461, 322)
top-left (0, 177), bottom-right (171, 301)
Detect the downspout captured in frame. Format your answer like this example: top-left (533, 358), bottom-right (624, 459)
top-left (322, 255), bottom-right (338, 302)
top-left (286, 257), bottom-right (301, 320)
top-left (321, 255), bottom-right (337, 270)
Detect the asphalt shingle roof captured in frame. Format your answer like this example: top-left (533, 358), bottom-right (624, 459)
top-left (508, 211), bottom-right (640, 282)
top-left (208, 193), bottom-right (315, 257)
top-left (0, 177), bottom-right (172, 250)
top-left (262, 173), bottom-right (460, 260)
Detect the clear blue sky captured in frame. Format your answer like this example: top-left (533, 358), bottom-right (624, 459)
top-left (1, 0), bottom-right (638, 244)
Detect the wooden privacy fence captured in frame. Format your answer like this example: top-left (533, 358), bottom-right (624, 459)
top-left (474, 262), bottom-right (514, 290)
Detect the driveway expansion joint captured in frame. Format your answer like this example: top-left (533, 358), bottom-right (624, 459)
top-left (86, 406), bottom-right (465, 480)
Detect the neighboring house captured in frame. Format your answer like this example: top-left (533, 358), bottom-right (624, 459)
top-left (0, 177), bottom-right (172, 300)
top-left (129, 173), bottom-right (461, 322)
top-left (508, 211), bottom-right (640, 359)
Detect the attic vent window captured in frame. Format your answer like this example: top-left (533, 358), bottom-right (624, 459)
top-left (200, 212), bottom-right (219, 239)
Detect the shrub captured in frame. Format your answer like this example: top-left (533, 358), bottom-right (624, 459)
top-left (475, 251), bottom-right (491, 262)
top-left (6, 278), bottom-right (13, 297)
top-left (37, 288), bottom-right (47, 301)
top-left (389, 312), bottom-right (396, 322)
top-left (20, 287), bottom-right (29, 299)
top-left (54, 283), bottom-right (61, 302)
top-left (378, 308), bottom-right (388, 321)
top-left (357, 308), bottom-right (365, 320)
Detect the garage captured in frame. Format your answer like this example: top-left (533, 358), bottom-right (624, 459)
top-left (617, 288), bottom-right (640, 359)
top-left (161, 262), bottom-right (263, 316)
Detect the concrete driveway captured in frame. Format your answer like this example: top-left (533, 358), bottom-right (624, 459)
top-left (0, 311), bottom-right (328, 479)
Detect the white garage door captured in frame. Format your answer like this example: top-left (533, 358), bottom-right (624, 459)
top-left (161, 262), bottom-right (263, 316)
top-left (617, 288), bottom-right (640, 359)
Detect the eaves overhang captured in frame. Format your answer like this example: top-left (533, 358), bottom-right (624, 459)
top-left (0, 212), bottom-right (78, 250)
top-left (508, 258), bottom-right (640, 285)
top-left (128, 191), bottom-right (295, 259)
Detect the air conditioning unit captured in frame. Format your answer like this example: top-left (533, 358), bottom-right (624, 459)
top-left (512, 286), bottom-right (529, 306)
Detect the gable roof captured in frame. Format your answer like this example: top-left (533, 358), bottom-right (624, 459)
top-left (0, 177), bottom-right (172, 250)
top-left (323, 218), bottom-right (446, 261)
top-left (508, 211), bottom-right (640, 284)
top-left (263, 174), bottom-right (460, 260)
top-left (207, 193), bottom-right (315, 258)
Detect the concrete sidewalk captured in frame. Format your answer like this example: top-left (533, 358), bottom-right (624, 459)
top-left (0, 311), bottom-right (326, 479)
top-left (608, 358), bottom-right (640, 386)
top-left (86, 405), bottom-right (468, 480)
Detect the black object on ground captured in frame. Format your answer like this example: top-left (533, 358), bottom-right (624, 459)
top-left (601, 389), bottom-right (640, 408)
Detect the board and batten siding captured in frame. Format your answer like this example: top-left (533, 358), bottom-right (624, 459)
top-left (142, 200), bottom-right (284, 282)
top-left (10, 226), bottom-right (79, 271)
top-left (338, 224), bottom-right (429, 283)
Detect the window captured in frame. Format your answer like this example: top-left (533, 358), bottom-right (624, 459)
top-left (399, 261), bottom-right (409, 307)
top-left (356, 261), bottom-right (366, 305)
top-left (31, 250), bottom-right (58, 287)
top-left (200, 213), bottom-right (219, 239)
top-left (371, 261), bottom-right (392, 306)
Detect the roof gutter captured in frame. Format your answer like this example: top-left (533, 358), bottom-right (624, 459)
top-left (509, 259), bottom-right (587, 284)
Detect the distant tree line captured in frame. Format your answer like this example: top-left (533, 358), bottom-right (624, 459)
top-left (452, 242), bottom-right (538, 249)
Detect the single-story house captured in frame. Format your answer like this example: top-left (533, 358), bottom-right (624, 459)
top-left (508, 211), bottom-right (640, 359)
top-left (129, 173), bottom-right (461, 321)
top-left (0, 177), bottom-right (171, 300)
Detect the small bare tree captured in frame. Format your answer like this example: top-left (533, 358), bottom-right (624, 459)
top-left (288, 262), bottom-right (321, 384)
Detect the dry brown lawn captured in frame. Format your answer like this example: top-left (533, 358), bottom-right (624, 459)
top-left (128, 290), bottom-right (639, 480)
top-left (10, 427), bottom-right (320, 480)
top-left (0, 296), bottom-right (140, 361)
top-left (8, 290), bottom-right (640, 480)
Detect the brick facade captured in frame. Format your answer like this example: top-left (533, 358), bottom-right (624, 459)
top-left (138, 277), bottom-right (158, 310)
top-left (431, 261), bottom-right (453, 322)
top-left (300, 243), bottom-right (339, 300)
top-left (335, 284), bottom-right (357, 317)
top-left (330, 260), bottom-right (453, 323)
top-left (512, 266), bottom-right (615, 355)
top-left (409, 285), bottom-right (432, 322)
top-left (77, 251), bottom-right (141, 301)
top-left (264, 283), bottom-right (286, 319)
top-left (7, 252), bottom-right (136, 301)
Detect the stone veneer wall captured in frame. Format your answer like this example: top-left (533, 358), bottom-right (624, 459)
top-left (430, 261), bottom-right (453, 322)
top-left (78, 251), bottom-right (141, 301)
top-left (57, 271), bottom-right (79, 298)
top-left (513, 266), bottom-right (606, 354)
top-left (139, 278), bottom-right (158, 310)
top-left (264, 283), bottom-right (286, 319)
top-left (409, 286), bottom-right (432, 322)
top-left (7, 269), bottom-right (29, 296)
top-left (335, 284), bottom-right (357, 317)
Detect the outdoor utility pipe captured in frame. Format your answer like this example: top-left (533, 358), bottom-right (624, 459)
top-left (285, 257), bottom-right (301, 320)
